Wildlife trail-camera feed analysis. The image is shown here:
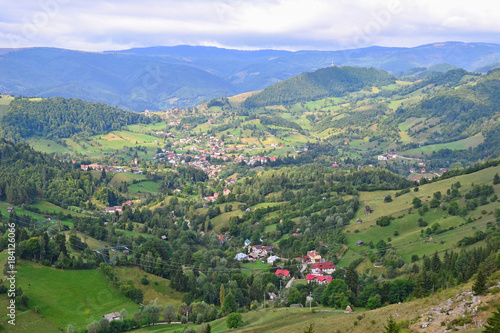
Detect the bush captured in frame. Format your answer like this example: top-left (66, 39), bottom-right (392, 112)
top-left (141, 277), bottom-right (150, 285)
top-left (226, 312), bottom-right (243, 329)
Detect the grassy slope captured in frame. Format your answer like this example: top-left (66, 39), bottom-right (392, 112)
top-left (113, 267), bottom-right (184, 307)
top-left (15, 261), bottom-right (141, 330)
top-left (340, 164), bottom-right (500, 265)
top-left (130, 279), bottom-right (497, 333)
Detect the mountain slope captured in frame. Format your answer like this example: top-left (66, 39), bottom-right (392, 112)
top-left (1, 42), bottom-right (500, 109)
top-left (244, 66), bottom-right (396, 107)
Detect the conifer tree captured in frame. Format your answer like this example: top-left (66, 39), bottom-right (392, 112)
top-left (484, 304), bottom-right (500, 333)
top-left (493, 173), bottom-right (500, 185)
top-left (384, 315), bottom-right (400, 333)
top-left (472, 265), bottom-right (488, 295)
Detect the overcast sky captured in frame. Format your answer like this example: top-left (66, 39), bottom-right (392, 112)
top-left (0, 0), bottom-right (499, 51)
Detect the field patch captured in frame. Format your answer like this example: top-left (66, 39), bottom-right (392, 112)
top-left (114, 267), bottom-right (184, 307)
top-left (16, 261), bottom-right (141, 330)
top-left (404, 133), bottom-right (485, 155)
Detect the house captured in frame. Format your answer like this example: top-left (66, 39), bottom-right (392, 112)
top-left (7, 207), bottom-right (14, 213)
top-left (267, 255), bottom-right (280, 264)
top-left (234, 253), bottom-right (248, 261)
top-left (103, 312), bottom-right (120, 321)
top-left (356, 240), bottom-right (364, 246)
top-left (378, 156), bottom-right (388, 161)
top-left (223, 188), bottom-right (231, 195)
top-left (306, 274), bottom-right (333, 285)
top-left (275, 269), bottom-right (290, 277)
top-left (332, 163), bottom-right (339, 168)
top-left (244, 239), bottom-right (251, 246)
top-left (365, 205), bottom-right (372, 215)
top-left (268, 292), bottom-right (277, 300)
top-left (311, 262), bottom-right (336, 275)
top-left (307, 250), bottom-right (322, 264)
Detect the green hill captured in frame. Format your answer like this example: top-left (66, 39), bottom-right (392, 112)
top-left (244, 66), bottom-right (396, 108)
top-left (1, 97), bottom-right (153, 140)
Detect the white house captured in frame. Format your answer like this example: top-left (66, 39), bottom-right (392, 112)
top-left (234, 253), bottom-right (248, 261)
top-left (267, 255), bottom-right (280, 264)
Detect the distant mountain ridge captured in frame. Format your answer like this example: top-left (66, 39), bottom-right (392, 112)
top-left (1, 42), bottom-right (500, 109)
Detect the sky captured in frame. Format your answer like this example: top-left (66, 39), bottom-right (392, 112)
top-left (0, 0), bottom-right (499, 51)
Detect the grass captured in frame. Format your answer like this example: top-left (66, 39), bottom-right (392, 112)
top-left (130, 279), bottom-right (498, 333)
top-left (128, 181), bottom-right (161, 194)
top-left (345, 164), bottom-right (500, 261)
top-left (0, 295), bottom-right (60, 333)
top-left (240, 262), bottom-right (272, 276)
top-left (404, 133), bottom-right (485, 155)
top-left (15, 260), bottom-right (141, 330)
top-left (109, 173), bottom-right (147, 187)
top-left (26, 138), bottom-right (69, 154)
top-left (113, 267), bottom-right (184, 307)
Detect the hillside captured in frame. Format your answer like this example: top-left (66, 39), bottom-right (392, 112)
top-left (1, 42), bottom-right (500, 109)
top-left (1, 97), bottom-right (153, 140)
top-left (243, 66), bottom-right (396, 108)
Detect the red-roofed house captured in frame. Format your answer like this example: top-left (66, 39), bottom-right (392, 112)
top-left (306, 250), bottom-right (322, 264)
top-left (275, 269), bottom-right (290, 277)
top-left (311, 262), bottom-right (336, 275)
top-left (306, 274), bottom-right (332, 285)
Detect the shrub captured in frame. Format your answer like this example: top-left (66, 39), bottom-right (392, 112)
top-left (226, 312), bottom-right (243, 329)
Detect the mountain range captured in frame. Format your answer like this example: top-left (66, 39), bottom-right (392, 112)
top-left (1, 41), bottom-right (500, 110)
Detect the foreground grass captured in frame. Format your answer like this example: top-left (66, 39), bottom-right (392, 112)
top-left (16, 260), bottom-right (141, 330)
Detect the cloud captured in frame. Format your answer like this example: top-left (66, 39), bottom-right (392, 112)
top-left (0, 0), bottom-right (499, 51)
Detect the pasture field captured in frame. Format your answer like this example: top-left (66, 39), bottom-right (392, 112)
top-left (113, 267), bottom-right (184, 307)
top-left (404, 133), bottom-right (485, 155)
top-left (15, 261), bottom-right (141, 330)
top-left (26, 138), bottom-right (69, 154)
top-left (344, 164), bottom-right (500, 261)
top-left (128, 181), bottom-right (161, 194)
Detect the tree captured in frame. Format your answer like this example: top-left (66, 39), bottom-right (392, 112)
top-left (494, 173), bottom-right (500, 185)
top-left (163, 304), bottom-right (176, 323)
top-left (384, 314), bottom-right (400, 333)
top-left (484, 304), bottom-right (500, 333)
top-left (412, 197), bottom-right (422, 209)
top-left (384, 195), bottom-right (393, 203)
top-left (472, 265), bottom-right (488, 295)
top-left (220, 284), bottom-right (225, 308)
top-left (345, 265), bottom-right (359, 296)
top-left (222, 292), bottom-right (237, 314)
top-left (226, 312), bottom-right (243, 329)
top-left (196, 323), bottom-right (212, 333)
top-left (288, 288), bottom-right (303, 305)
top-left (303, 323), bottom-right (315, 333)
top-left (120, 308), bottom-right (128, 321)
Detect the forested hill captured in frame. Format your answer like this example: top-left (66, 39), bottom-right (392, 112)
top-left (0, 97), bottom-right (153, 141)
top-left (0, 138), bottom-right (93, 206)
top-left (396, 68), bottom-right (500, 143)
top-left (244, 66), bottom-right (396, 108)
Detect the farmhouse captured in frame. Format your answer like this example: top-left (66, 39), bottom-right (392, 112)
top-left (7, 207), bottom-right (14, 213)
top-left (103, 312), bottom-right (120, 321)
